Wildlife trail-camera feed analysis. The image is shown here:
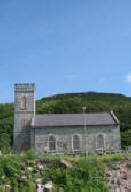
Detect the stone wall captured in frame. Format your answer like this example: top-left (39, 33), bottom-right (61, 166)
top-left (14, 84), bottom-right (35, 153)
top-left (32, 124), bottom-right (121, 154)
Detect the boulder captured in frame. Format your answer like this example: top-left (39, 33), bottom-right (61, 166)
top-left (127, 162), bottom-right (131, 168)
top-left (27, 167), bottom-right (34, 171)
top-left (121, 173), bottom-right (127, 180)
top-left (117, 177), bottom-right (121, 185)
top-left (1, 176), bottom-right (5, 179)
top-left (112, 163), bottom-right (120, 170)
top-left (35, 178), bottom-right (44, 184)
top-left (36, 163), bottom-right (44, 170)
top-left (36, 184), bottom-right (44, 192)
top-left (21, 162), bottom-right (26, 170)
top-left (106, 170), bottom-right (112, 177)
top-left (19, 175), bottom-right (28, 182)
top-left (0, 185), bottom-right (11, 192)
top-left (60, 160), bottom-right (72, 168)
top-left (4, 185), bottom-right (11, 192)
top-left (44, 181), bottom-right (53, 192)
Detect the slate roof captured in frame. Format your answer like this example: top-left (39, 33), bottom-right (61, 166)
top-left (33, 112), bottom-right (119, 127)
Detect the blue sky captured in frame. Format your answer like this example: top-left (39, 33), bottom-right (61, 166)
top-left (0, 0), bottom-right (131, 102)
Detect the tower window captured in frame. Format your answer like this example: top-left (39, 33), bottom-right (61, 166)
top-left (49, 135), bottom-right (56, 151)
top-left (22, 119), bottom-right (29, 127)
top-left (20, 96), bottom-right (27, 110)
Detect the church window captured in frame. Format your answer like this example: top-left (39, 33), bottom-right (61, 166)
top-left (72, 134), bottom-right (80, 151)
top-left (49, 135), bottom-right (56, 151)
top-left (97, 134), bottom-right (104, 150)
top-left (22, 119), bottom-right (29, 127)
top-left (20, 96), bottom-right (27, 110)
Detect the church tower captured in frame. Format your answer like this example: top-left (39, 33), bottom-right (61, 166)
top-left (13, 83), bottom-right (35, 153)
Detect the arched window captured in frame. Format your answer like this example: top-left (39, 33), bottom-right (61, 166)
top-left (73, 135), bottom-right (80, 151)
top-left (97, 134), bottom-right (104, 150)
top-left (21, 96), bottom-right (27, 110)
top-left (49, 135), bottom-right (56, 151)
top-left (21, 119), bottom-right (29, 127)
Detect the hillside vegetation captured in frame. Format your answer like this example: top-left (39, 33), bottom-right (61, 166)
top-left (0, 152), bottom-right (130, 192)
top-left (0, 91), bottom-right (131, 153)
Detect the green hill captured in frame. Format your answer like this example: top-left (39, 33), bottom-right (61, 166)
top-left (0, 91), bottom-right (131, 152)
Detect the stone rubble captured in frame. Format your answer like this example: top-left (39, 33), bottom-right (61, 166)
top-left (35, 178), bottom-right (44, 184)
top-left (106, 159), bottom-right (131, 192)
top-left (60, 159), bottom-right (73, 168)
top-left (36, 181), bottom-right (53, 192)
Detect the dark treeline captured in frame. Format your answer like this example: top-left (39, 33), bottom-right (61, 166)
top-left (0, 92), bottom-right (131, 152)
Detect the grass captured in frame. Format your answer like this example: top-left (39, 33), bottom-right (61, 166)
top-left (0, 152), bottom-right (130, 192)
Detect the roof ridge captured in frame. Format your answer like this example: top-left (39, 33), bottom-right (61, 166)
top-left (36, 112), bottom-right (109, 116)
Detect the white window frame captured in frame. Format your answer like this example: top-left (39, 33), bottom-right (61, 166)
top-left (96, 133), bottom-right (106, 151)
top-left (72, 134), bottom-right (82, 152)
top-left (48, 134), bottom-right (57, 152)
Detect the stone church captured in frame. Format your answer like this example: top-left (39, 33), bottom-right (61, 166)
top-left (13, 83), bottom-right (121, 154)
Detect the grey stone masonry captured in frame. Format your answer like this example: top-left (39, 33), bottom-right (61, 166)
top-left (14, 83), bottom-right (35, 153)
top-left (13, 83), bottom-right (121, 155)
top-left (32, 125), bottom-right (121, 155)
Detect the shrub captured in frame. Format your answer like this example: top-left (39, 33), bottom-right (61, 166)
top-left (2, 156), bottom-right (21, 178)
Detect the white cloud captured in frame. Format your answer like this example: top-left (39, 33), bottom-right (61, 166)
top-left (66, 74), bottom-right (79, 80)
top-left (125, 73), bottom-right (131, 83)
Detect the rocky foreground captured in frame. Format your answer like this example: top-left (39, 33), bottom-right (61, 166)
top-left (106, 157), bottom-right (131, 192)
top-left (0, 153), bottom-right (131, 192)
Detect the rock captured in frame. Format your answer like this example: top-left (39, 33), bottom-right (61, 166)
top-left (34, 169), bottom-right (42, 177)
top-left (14, 173), bottom-right (18, 177)
top-left (45, 183), bottom-right (52, 189)
top-left (106, 177), bottom-right (110, 183)
top-left (112, 163), bottom-right (120, 170)
top-left (120, 186), bottom-right (126, 192)
top-left (121, 173), bottom-right (127, 180)
top-left (44, 181), bottom-right (53, 192)
top-left (47, 181), bottom-right (53, 185)
top-left (127, 162), bottom-right (131, 168)
top-left (117, 177), bottom-right (121, 185)
top-left (106, 170), bottom-right (112, 177)
top-left (4, 185), bottom-right (11, 192)
top-left (116, 187), bottom-right (121, 192)
top-left (21, 170), bottom-right (25, 174)
top-left (27, 167), bottom-right (33, 171)
top-left (4, 179), bottom-right (11, 185)
top-left (36, 163), bottom-right (44, 170)
top-left (19, 175), bottom-right (28, 182)
top-left (121, 180), bottom-right (128, 188)
top-left (0, 185), bottom-right (11, 192)
top-left (35, 178), bottom-right (43, 184)
top-left (1, 176), bottom-right (5, 179)
top-left (114, 177), bottom-right (118, 185)
top-left (111, 179), bottom-right (115, 185)
top-left (36, 184), bottom-right (44, 192)
top-left (60, 160), bottom-right (72, 168)
top-left (21, 162), bottom-right (26, 170)
top-left (0, 185), bottom-right (5, 190)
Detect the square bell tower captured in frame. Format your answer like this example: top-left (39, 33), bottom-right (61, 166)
top-left (13, 83), bottom-right (35, 153)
